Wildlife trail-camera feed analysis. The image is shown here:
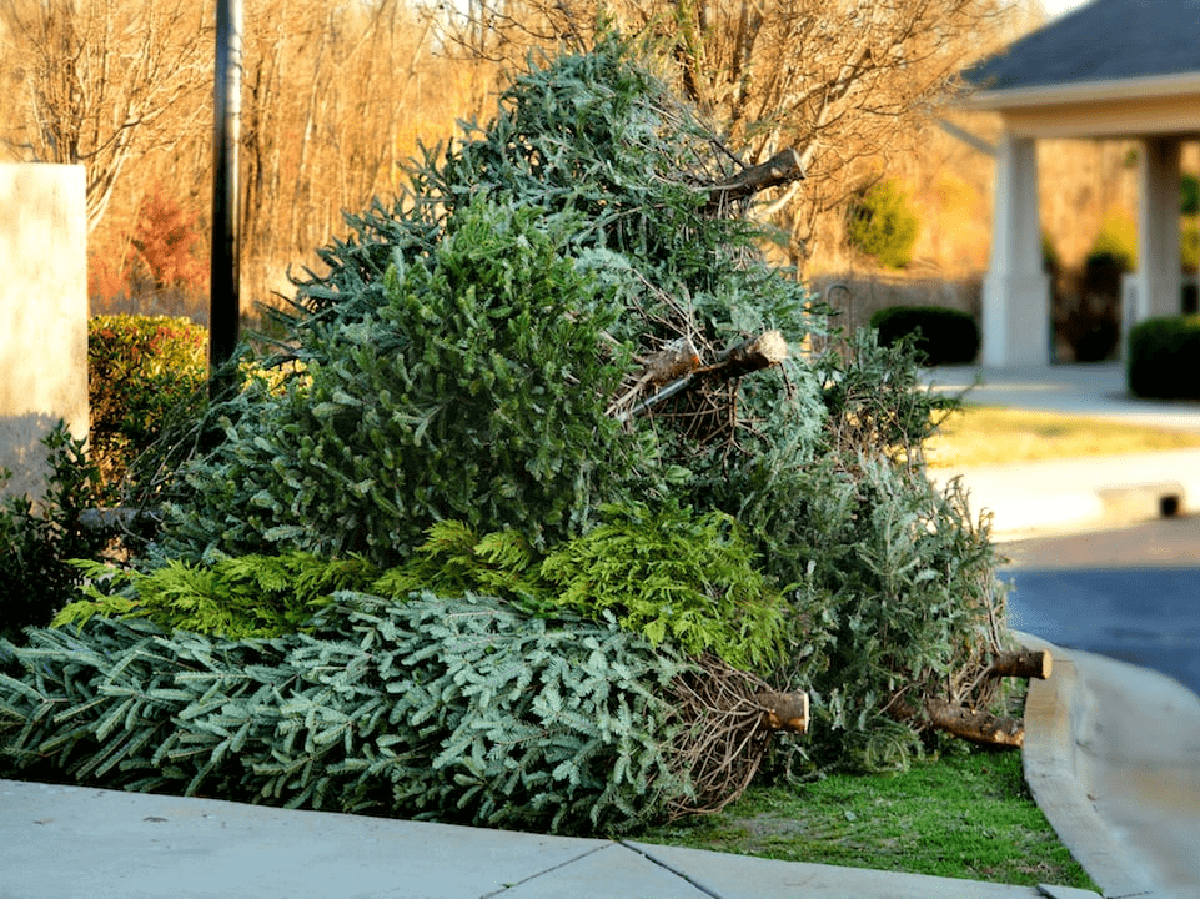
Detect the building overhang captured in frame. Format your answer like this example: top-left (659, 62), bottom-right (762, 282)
top-left (962, 71), bottom-right (1200, 140)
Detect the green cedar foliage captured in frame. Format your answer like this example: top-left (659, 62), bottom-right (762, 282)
top-left (57, 506), bottom-right (783, 672)
top-left (52, 554), bottom-right (380, 639)
top-left (1, 593), bottom-right (688, 834)
top-left (540, 502), bottom-right (783, 671)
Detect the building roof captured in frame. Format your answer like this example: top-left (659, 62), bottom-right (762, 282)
top-left (966, 0), bottom-right (1200, 93)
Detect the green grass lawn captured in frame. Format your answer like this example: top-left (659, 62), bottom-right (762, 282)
top-left (636, 748), bottom-right (1100, 892)
top-left (926, 405), bottom-right (1200, 468)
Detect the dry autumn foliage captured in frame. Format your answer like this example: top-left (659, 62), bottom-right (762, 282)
top-left (1, 0), bottom-right (1154, 312)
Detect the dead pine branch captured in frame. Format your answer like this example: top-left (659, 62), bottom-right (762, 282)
top-left (665, 655), bottom-right (808, 819)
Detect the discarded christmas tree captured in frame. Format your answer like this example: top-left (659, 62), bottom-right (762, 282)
top-left (1, 37), bottom-right (1013, 829)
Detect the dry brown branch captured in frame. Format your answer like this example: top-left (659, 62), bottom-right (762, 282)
top-left (702, 148), bottom-right (805, 214)
top-left (613, 330), bottom-right (788, 426)
top-left (665, 655), bottom-right (804, 819)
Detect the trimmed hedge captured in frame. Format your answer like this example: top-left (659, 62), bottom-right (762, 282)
top-left (869, 306), bottom-right (980, 366)
top-left (1127, 315), bottom-right (1200, 399)
top-left (88, 315), bottom-right (208, 491)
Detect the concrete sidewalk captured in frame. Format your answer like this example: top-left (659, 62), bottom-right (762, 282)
top-left (1020, 636), bottom-right (1200, 899)
top-left (0, 777), bottom-right (1101, 899)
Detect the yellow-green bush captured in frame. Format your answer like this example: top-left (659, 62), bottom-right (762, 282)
top-left (847, 180), bottom-right (920, 270)
top-left (88, 315), bottom-right (208, 491)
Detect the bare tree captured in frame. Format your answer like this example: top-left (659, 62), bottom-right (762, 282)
top-left (1, 0), bottom-right (212, 231)
top-left (434, 0), bottom-right (1014, 272)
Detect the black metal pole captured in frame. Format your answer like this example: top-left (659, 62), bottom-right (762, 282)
top-left (210, 0), bottom-right (242, 398)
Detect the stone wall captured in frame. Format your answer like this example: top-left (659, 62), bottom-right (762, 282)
top-left (0, 164), bottom-right (89, 501)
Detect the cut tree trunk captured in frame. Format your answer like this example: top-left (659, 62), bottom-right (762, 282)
top-left (640, 337), bottom-right (703, 386)
top-left (925, 698), bottom-right (1024, 749)
top-left (695, 330), bottom-right (789, 380)
top-left (986, 649), bottom-right (1053, 680)
top-left (704, 148), bottom-right (805, 214)
top-left (755, 691), bottom-right (809, 734)
top-left (617, 330), bottom-right (788, 421)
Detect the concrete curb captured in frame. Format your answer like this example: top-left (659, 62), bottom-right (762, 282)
top-left (1016, 632), bottom-right (1163, 898)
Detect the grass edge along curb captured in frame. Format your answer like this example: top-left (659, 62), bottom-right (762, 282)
top-left (634, 744), bottom-right (1101, 893)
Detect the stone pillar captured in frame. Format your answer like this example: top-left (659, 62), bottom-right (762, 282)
top-left (0, 164), bottom-right (89, 501)
top-left (1129, 137), bottom-right (1182, 324)
top-left (982, 134), bottom-right (1051, 367)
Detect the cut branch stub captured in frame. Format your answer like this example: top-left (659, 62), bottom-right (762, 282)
top-left (755, 691), bottom-right (809, 734)
top-left (698, 330), bottom-right (788, 380)
top-left (704, 148), bottom-right (806, 213)
top-left (986, 649), bottom-right (1053, 680)
top-left (615, 330), bottom-right (788, 422)
top-left (925, 698), bottom-right (1024, 749)
top-left (641, 337), bottom-right (702, 386)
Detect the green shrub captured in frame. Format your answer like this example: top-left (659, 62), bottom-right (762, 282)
top-left (1, 595), bottom-right (689, 834)
top-left (88, 315), bottom-right (208, 492)
top-left (1182, 227), bottom-right (1199, 273)
top-left (1182, 174), bottom-right (1199, 216)
top-left (1128, 315), bottom-right (1200, 399)
top-left (0, 423), bottom-right (110, 643)
top-left (869, 306), bottom-right (979, 366)
top-left (847, 180), bottom-right (920, 269)
top-left (1087, 209), bottom-right (1137, 272)
top-left (1042, 230), bottom-right (1061, 274)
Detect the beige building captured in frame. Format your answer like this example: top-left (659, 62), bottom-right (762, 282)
top-left (965, 0), bottom-right (1200, 366)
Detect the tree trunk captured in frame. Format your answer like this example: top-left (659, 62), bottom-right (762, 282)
top-left (755, 691), bottom-right (808, 734)
top-left (925, 699), bottom-right (1024, 749)
top-left (986, 649), bottom-right (1053, 680)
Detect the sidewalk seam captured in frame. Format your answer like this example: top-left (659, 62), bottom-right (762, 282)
top-left (476, 842), bottom-right (612, 898)
top-left (618, 840), bottom-right (725, 899)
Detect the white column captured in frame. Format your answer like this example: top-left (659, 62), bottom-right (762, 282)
top-left (982, 134), bottom-right (1051, 366)
top-left (0, 164), bottom-right (89, 502)
top-left (1129, 137), bottom-right (1182, 324)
